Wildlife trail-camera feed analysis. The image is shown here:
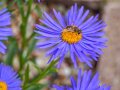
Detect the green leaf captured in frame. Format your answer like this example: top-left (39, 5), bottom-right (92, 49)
top-left (31, 60), bottom-right (57, 83)
top-left (16, 0), bottom-right (25, 19)
top-left (5, 38), bottom-right (18, 65)
top-left (35, 5), bottom-right (42, 17)
top-left (24, 60), bottom-right (57, 89)
top-left (26, 0), bottom-right (33, 20)
top-left (24, 64), bottom-right (30, 84)
top-left (25, 38), bottom-right (37, 60)
top-left (30, 61), bottom-right (42, 73)
top-left (26, 83), bottom-right (47, 90)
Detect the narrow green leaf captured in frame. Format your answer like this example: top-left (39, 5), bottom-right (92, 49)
top-left (26, 0), bottom-right (33, 20)
top-left (24, 60), bottom-right (57, 89)
top-left (26, 83), bottom-right (47, 90)
top-left (5, 38), bottom-right (18, 65)
top-left (25, 38), bottom-right (37, 60)
top-left (24, 64), bottom-right (30, 84)
top-left (35, 5), bottom-right (42, 17)
top-left (31, 60), bottom-right (57, 83)
top-left (16, 0), bottom-right (24, 19)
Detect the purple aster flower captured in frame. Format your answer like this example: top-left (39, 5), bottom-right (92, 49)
top-left (35, 4), bottom-right (107, 68)
top-left (0, 63), bottom-right (22, 90)
top-left (0, 8), bottom-right (12, 54)
top-left (53, 69), bottom-right (111, 90)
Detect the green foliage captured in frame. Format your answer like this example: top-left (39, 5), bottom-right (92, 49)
top-left (25, 83), bottom-right (47, 90)
top-left (0, 0), bottom-right (57, 90)
top-left (23, 61), bottom-right (57, 90)
top-left (5, 38), bottom-right (18, 65)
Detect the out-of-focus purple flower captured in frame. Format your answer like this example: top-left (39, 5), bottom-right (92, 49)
top-left (0, 8), bottom-right (12, 54)
top-left (53, 69), bottom-right (111, 90)
top-left (0, 63), bottom-right (22, 90)
top-left (35, 4), bottom-right (107, 68)
top-left (38, 0), bottom-right (40, 2)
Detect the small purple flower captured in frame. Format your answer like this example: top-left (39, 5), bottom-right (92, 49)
top-left (53, 69), bottom-right (111, 90)
top-left (0, 63), bottom-right (22, 90)
top-left (35, 4), bottom-right (107, 68)
top-left (0, 8), bottom-right (12, 54)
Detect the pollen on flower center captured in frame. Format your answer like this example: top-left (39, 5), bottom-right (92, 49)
top-left (0, 82), bottom-right (7, 90)
top-left (61, 26), bottom-right (82, 44)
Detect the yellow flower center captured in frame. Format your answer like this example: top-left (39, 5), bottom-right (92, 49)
top-left (0, 82), bottom-right (7, 90)
top-left (61, 26), bottom-right (82, 44)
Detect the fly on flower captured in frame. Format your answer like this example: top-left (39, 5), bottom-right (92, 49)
top-left (35, 4), bottom-right (107, 68)
top-left (53, 69), bottom-right (111, 90)
top-left (0, 8), bottom-right (12, 54)
top-left (0, 63), bottom-right (22, 90)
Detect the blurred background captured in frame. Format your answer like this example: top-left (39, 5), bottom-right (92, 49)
top-left (0, 0), bottom-right (120, 90)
